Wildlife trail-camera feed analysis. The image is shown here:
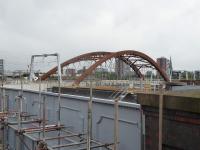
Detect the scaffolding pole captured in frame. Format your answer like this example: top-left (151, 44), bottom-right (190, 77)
top-left (42, 95), bottom-right (46, 140)
top-left (158, 84), bottom-right (164, 150)
top-left (114, 97), bottom-right (120, 150)
top-left (2, 122), bottom-right (4, 150)
top-left (29, 53), bottom-right (62, 82)
top-left (15, 95), bottom-right (22, 150)
top-left (1, 79), bottom-right (5, 112)
top-left (87, 77), bottom-right (93, 150)
top-left (38, 76), bottom-right (42, 141)
top-left (57, 55), bottom-right (62, 150)
top-left (39, 76), bottom-right (42, 119)
top-left (1, 76), bottom-right (5, 150)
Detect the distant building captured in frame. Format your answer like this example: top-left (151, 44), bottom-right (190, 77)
top-left (65, 68), bottom-right (76, 77)
top-left (172, 70), bottom-right (182, 79)
top-left (77, 66), bottom-right (86, 75)
top-left (194, 71), bottom-right (200, 80)
top-left (95, 68), bottom-right (108, 73)
top-left (172, 70), bottom-right (200, 80)
top-left (115, 58), bottom-right (131, 78)
top-left (0, 59), bottom-right (4, 76)
top-left (157, 57), bottom-right (172, 79)
top-left (157, 57), bottom-right (169, 72)
top-left (1, 70), bottom-right (30, 79)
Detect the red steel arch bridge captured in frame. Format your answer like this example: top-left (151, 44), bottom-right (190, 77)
top-left (40, 50), bottom-right (169, 86)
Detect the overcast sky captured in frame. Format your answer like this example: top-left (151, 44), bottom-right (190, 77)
top-left (0, 0), bottom-right (200, 71)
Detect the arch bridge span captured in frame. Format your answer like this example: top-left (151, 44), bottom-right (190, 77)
top-left (41, 50), bottom-right (169, 85)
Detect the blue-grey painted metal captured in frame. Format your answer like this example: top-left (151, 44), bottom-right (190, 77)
top-left (6, 124), bottom-right (37, 150)
top-left (4, 88), bottom-right (142, 150)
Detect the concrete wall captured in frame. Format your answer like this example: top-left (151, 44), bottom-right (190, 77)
top-left (137, 93), bottom-right (200, 150)
top-left (143, 106), bottom-right (200, 150)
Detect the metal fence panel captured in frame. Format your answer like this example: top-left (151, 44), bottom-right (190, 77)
top-left (5, 88), bottom-right (142, 150)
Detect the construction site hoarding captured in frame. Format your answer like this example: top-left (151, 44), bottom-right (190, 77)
top-left (1, 88), bottom-right (143, 150)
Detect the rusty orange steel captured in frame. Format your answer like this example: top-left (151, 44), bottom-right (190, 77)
top-left (41, 51), bottom-right (144, 80)
top-left (73, 50), bottom-right (169, 85)
top-left (41, 51), bottom-right (112, 80)
top-left (41, 50), bottom-right (169, 85)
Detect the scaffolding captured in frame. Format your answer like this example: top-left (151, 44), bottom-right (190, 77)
top-left (0, 53), bottom-right (147, 150)
top-left (0, 53), bottom-right (124, 150)
top-left (0, 82), bottom-right (119, 150)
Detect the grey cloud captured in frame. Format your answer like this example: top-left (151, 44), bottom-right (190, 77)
top-left (0, 0), bottom-right (199, 71)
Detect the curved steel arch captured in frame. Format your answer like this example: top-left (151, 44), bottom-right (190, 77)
top-left (41, 51), bottom-right (112, 80)
top-left (41, 51), bottom-right (144, 80)
top-left (74, 50), bottom-right (169, 85)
